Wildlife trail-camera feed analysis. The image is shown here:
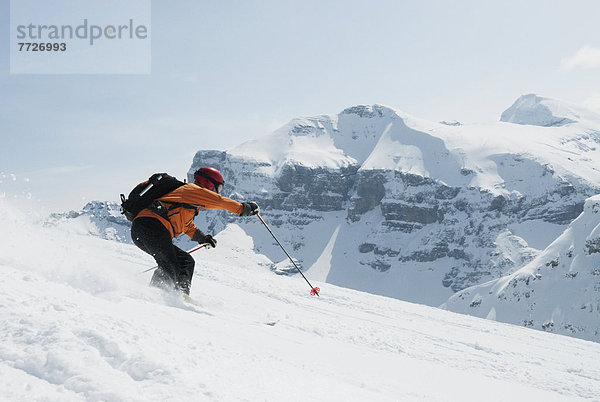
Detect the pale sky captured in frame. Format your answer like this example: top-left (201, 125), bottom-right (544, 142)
top-left (1, 0), bottom-right (600, 210)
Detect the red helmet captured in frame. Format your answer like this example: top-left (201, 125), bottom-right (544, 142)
top-left (194, 167), bottom-right (224, 194)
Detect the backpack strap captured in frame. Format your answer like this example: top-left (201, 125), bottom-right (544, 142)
top-left (146, 201), bottom-right (202, 236)
top-left (147, 201), bottom-right (196, 235)
top-left (162, 201), bottom-right (201, 216)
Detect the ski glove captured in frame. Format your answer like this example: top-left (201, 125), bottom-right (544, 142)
top-left (240, 202), bottom-right (260, 216)
top-left (192, 230), bottom-right (217, 248)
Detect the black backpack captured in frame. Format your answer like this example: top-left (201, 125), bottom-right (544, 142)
top-left (120, 173), bottom-right (185, 221)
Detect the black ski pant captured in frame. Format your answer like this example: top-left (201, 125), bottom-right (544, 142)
top-left (131, 217), bottom-right (195, 290)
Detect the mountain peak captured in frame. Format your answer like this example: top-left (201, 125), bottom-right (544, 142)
top-left (228, 104), bottom-right (406, 169)
top-left (340, 104), bottom-right (399, 119)
top-left (500, 94), bottom-right (580, 127)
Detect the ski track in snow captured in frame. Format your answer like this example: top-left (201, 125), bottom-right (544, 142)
top-left (1, 200), bottom-right (600, 401)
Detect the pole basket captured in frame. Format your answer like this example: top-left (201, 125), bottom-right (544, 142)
top-left (310, 287), bottom-right (320, 296)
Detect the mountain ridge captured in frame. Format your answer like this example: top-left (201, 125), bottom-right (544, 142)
top-left (185, 94), bottom-right (600, 308)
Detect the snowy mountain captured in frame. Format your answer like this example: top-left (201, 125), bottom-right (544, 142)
top-left (45, 201), bottom-right (131, 243)
top-left (188, 96), bottom-right (600, 308)
top-left (441, 194), bottom-right (600, 342)
top-left (43, 201), bottom-right (206, 252)
top-left (500, 93), bottom-right (589, 127)
top-left (2, 198), bottom-right (600, 401)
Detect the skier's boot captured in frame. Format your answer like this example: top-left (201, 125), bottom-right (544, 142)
top-left (178, 280), bottom-right (191, 296)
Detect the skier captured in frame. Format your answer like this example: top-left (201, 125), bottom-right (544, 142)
top-left (130, 167), bottom-right (260, 295)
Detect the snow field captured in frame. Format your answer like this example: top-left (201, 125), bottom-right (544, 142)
top-left (1, 200), bottom-right (600, 401)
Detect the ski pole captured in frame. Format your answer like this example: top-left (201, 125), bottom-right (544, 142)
top-left (138, 244), bottom-right (208, 274)
top-left (256, 213), bottom-right (320, 296)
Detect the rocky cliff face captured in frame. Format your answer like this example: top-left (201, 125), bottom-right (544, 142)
top-left (442, 195), bottom-right (600, 342)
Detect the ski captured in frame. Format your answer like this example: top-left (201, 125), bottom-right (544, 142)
top-left (183, 293), bottom-right (202, 307)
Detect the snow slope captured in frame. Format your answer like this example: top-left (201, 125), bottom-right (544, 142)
top-left (2, 199), bottom-right (600, 401)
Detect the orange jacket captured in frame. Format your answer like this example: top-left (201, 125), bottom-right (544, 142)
top-left (135, 183), bottom-right (243, 239)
